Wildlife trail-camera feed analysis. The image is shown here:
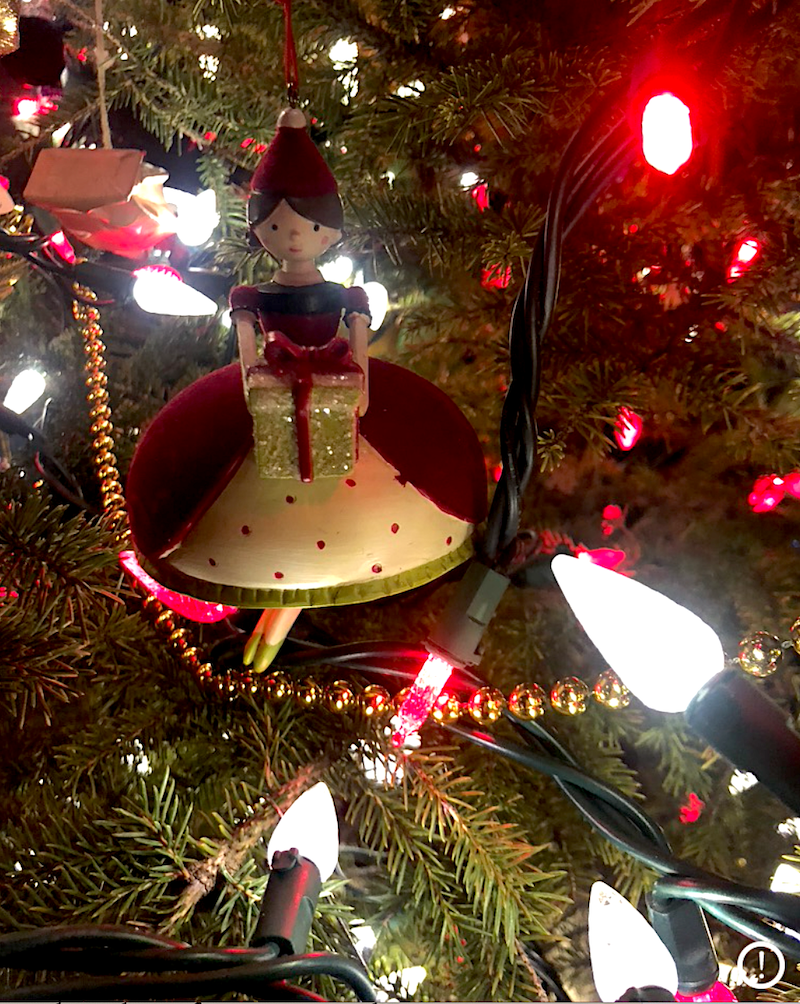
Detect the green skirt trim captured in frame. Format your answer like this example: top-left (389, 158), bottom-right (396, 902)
top-left (139, 536), bottom-right (474, 609)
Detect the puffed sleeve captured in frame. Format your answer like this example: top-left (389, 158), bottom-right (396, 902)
top-left (344, 285), bottom-right (371, 323)
top-left (229, 285), bottom-right (261, 313)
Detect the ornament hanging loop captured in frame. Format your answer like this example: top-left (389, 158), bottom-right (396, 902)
top-left (275, 0), bottom-right (300, 106)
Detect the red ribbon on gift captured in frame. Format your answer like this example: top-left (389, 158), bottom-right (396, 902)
top-left (257, 330), bottom-right (361, 482)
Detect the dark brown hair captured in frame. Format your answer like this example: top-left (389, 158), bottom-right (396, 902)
top-left (247, 191), bottom-right (344, 231)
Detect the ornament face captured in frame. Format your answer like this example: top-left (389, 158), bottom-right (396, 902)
top-left (253, 200), bottom-right (341, 266)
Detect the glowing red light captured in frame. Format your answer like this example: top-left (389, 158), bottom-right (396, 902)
top-left (0, 176), bottom-right (9, 190)
top-left (49, 230), bottom-right (76, 264)
top-left (783, 471), bottom-right (800, 498)
top-left (748, 474), bottom-right (786, 513)
top-left (203, 130), bottom-right (217, 142)
top-left (14, 97), bottom-right (40, 120)
top-left (470, 183), bottom-right (489, 212)
top-left (641, 92), bottom-right (693, 175)
top-left (676, 981), bottom-right (737, 1002)
top-left (679, 791), bottom-right (705, 824)
top-left (492, 464), bottom-right (503, 482)
top-left (120, 550), bottom-right (238, 623)
top-left (391, 654), bottom-right (454, 746)
top-left (728, 238), bottom-right (761, 282)
top-left (614, 407), bottom-right (643, 450)
top-left (602, 504), bottom-right (623, 521)
top-left (481, 263), bottom-right (511, 289)
top-left (628, 223), bottom-right (639, 234)
top-left (240, 137), bottom-right (254, 148)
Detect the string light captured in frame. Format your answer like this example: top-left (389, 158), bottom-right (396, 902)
top-left (319, 256), bottom-right (354, 284)
top-left (132, 265), bottom-right (217, 316)
top-left (641, 92), bottom-right (693, 175)
top-left (3, 369), bottom-right (46, 414)
top-left (163, 188), bottom-right (220, 247)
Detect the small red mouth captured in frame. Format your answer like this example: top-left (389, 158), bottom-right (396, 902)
top-left (289, 247), bottom-right (301, 253)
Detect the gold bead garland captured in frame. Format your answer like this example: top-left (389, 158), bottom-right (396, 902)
top-left (550, 677), bottom-right (590, 716)
top-left (75, 291), bottom-right (209, 678)
top-left (738, 631), bottom-right (783, 678)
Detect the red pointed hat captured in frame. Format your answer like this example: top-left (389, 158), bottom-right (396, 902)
top-left (251, 108), bottom-right (339, 199)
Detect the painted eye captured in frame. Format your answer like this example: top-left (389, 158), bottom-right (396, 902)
top-left (313, 224), bottom-right (321, 232)
top-left (271, 224), bottom-right (278, 231)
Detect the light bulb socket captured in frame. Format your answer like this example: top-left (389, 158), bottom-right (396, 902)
top-left (617, 987), bottom-right (676, 1002)
top-left (646, 894), bottom-right (717, 995)
top-left (251, 851), bottom-right (322, 955)
top-left (685, 667), bottom-right (800, 816)
top-left (427, 561), bottom-right (509, 667)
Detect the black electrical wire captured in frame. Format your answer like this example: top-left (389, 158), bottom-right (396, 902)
top-left (450, 722), bottom-right (800, 956)
top-left (4, 941), bottom-right (282, 974)
top-left (519, 943), bottom-right (573, 1002)
top-left (0, 925), bottom-right (186, 960)
top-left (2, 952), bottom-right (377, 1002)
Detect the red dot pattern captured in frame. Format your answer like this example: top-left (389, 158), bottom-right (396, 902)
top-left (274, 571), bottom-right (284, 579)
top-left (317, 540), bottom-right (326, 549)
top-left (391, 523), bottom-right (399, 534)
top-left (208, 557), bottom-right (217, 566)
top-left (241, 525), bottom-right (251, 535)
top-left (446, 536), bottom-right (452, 545)
top-left (345, 479), bottom-right (356, 487)
top-left (372, 563), bottom-right (382, 573)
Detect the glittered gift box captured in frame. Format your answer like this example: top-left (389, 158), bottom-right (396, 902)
top-left (246, 359), bottom-right (363, 482)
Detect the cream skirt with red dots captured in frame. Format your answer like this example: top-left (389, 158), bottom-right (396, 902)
top-left (143, 438), bottom-right (474, 608)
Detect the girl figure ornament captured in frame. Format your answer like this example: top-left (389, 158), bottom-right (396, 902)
top-left (231, 107), bottom-right (370, 484)
top-left (125, 108), bottom-right (487, 671)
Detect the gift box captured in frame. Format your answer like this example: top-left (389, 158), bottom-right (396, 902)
top-left (247, 363), bottom-right (362, 482)
top-left (23, 148), bottom-right (178, 258)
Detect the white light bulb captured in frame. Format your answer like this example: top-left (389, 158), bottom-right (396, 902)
top-left (266, 781), bottom-right (339, 881)
top-left (589, 882), bottom-right (678, 1002)
top-left (771, 862), bottom-right (800, 893)
top-left (319, 255), bottom-right (353, 284)
top-left (163, 188), bottom-right (220, 247)
top-left (132, 266), bottom-right (217, 316)
top-left (329, 38), bottom-right (358, 68)
top-left (551, 555), bottom-right (724, 713)
top-left (728, 769), bottom-right (758, 795)
top-left (459, 170), bottom-right (480, 189)
top-left (363, 281), bottom-right (389, 329)
top-left (4, 369), bottom-right (45, 414)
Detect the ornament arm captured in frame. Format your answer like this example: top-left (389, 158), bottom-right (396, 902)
top-left (233, 309), bottom-right (260, 375)
top-left (345, 310), bottom-right (369, 415)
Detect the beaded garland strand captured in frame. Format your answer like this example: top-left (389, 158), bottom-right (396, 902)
top-left (74, 300), bottom-right (798, 727)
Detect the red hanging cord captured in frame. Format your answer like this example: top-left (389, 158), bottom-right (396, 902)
top-left (275, 0), bottom-right (300, 105)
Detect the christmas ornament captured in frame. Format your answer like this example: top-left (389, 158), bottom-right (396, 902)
top-left (24, 149), bottom-right (179, 259)
top-left (550, 677), bottom-right (589, 715)
top-left (0, 16), bottom-right (64, 85)
top-left (737, 632), bottom-right (782, 677)
top-left (126, 109), bottom-right (487, 673)
top-left (593, 669), bottom-right (630, 709)
top-left (507, 682), bottom-right (547, 720)
top-left (467, 686), bottom-right (504, 723)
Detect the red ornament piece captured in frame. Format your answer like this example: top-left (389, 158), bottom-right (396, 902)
top-left (679, 791), bottom-right (705, 824)
top-left (119, 550), bottom-right (237, 623)
top-left (614, 407), bottom-right (643, 450)
top-left (676, 981), bottom-right (737, 1002)
top-left (392, 654), bottom-right (454, 746)
top-left (783, 471), bottom-right (800, 499)
top-left (748, 474), bottom-right (786, 513)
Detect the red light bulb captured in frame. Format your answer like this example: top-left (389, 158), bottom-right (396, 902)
top-left (748, 474), bottom-right (786, 513)
top-left (392, 654), bottom-right (454, 746)
top-left (641, 92), bottom-right (693, 175)
top-left (614, 407), bottom-right (643, 450)
top-left (49, 230), bottom-right (76, 264)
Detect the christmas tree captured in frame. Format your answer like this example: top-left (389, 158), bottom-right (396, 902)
top-left (3, 0), bottom-right (800, 999)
